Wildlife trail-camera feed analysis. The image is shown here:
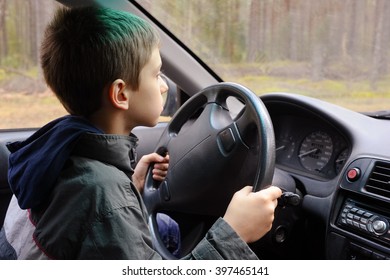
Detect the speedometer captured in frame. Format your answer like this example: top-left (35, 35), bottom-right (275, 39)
top-left (298, 131), bottom-right (333, 172)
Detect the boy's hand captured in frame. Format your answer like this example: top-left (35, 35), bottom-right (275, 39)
top-left (133, 153), bottom-right (169, 193)
top-left (223, 186), bottom-right (282, 243)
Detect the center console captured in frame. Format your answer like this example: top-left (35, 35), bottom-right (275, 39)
top-left (328, 158), bottom-right (390, 259)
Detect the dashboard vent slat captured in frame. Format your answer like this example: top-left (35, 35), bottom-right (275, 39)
top-left (365, 161), bottom-right (390, 198)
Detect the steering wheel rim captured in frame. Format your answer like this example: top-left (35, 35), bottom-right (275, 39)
top-left (143, 82), bottom-right (275, 259)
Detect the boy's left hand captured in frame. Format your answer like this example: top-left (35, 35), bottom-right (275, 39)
top-left (133, 153), bottom-right (169, 193)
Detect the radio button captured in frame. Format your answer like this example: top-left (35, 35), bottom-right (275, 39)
top-left (359, 224), bottom-right (368, 231)
top-left (350, 207), bottom-right (358, 213)
top-left (354, 215), bottom-right (361, 221)
top-left (363, 212), bottom-right (373, 218)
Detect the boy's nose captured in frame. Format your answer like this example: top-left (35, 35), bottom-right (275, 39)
top-left (159, 76), bottom-right (169, 94)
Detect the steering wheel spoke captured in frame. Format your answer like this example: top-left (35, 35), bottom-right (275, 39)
top-left (234, 106), bottom-right (257, 148)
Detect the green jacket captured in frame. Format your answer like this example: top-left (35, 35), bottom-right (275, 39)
top-left (3, 133), bottom-right (258, 260)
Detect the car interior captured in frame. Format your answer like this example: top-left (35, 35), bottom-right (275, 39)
top-left (1, 0), bottom-right (390, 260)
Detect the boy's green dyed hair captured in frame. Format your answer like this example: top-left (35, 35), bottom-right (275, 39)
top-left (41, 6), bottom-right (160, 116)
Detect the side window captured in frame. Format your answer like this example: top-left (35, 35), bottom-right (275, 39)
top-left (0, 0), bottom-right (175, 130)
top-left (160, 74), bottom-right (178, 119)
top-left (0, 0), bottom-right (65, 129)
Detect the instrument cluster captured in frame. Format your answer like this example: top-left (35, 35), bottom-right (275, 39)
top-left (272, 114), bottom-right (350, 180)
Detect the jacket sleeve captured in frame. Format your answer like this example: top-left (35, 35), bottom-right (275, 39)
top-left (79, 203), bottom-right (258, 260)
top-left (184, 217), bottom-right (259, 260)
top-left (81, 212), bottom-right (258, 260)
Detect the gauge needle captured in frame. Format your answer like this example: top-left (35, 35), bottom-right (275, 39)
top-left (276, 145), bottom-right (285, 152)
top-left (298, 148), bottom-right (319, 158)
top-left (335, 157), bottom-right (346, 163)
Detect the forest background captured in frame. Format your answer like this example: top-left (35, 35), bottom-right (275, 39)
top-left (1, 0), bottom-right (390, 128)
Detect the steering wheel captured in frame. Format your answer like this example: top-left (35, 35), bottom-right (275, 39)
top-left (143, 82), bottom-right (275, 259)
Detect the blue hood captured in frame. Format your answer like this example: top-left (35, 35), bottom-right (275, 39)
top-left (7, 115), bottom-right (103, 209)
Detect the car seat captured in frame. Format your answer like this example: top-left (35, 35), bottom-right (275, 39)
top-left (0, 142), bottom-right (12, 228)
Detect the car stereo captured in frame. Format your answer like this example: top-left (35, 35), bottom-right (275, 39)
top-left (337, 198), bottom-right (390, 245)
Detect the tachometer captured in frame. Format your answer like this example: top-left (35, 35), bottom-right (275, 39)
top-left (275, 133), bottom-right (296, 162)
top-left (298, 131), bottom-right (333, 172)
top-left (335, 148), bottom-right (349, 173)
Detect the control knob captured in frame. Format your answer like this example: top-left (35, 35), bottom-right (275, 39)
top-left (372, 219), bottom-right (388, 235)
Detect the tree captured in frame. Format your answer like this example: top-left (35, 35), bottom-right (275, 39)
top-left (247, 0), bottom-right (262, 62)
top-left (0, 0), bottom-right (8, 64)
top-left (370, 0), bottom-right (386, 90)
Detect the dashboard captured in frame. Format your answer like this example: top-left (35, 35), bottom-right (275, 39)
top-left (260, 92), bottom-right (390, 260)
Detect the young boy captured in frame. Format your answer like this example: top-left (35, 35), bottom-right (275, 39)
top-left (1, 6), bottom-right (281, 259)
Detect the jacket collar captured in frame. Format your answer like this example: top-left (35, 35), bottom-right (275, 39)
top-left (71, 133), bottom-right (138, 179)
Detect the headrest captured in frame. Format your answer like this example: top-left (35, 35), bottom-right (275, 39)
top-left (0, 142), bottom-right (10, 190)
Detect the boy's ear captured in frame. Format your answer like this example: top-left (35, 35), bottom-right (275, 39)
top-left (108, 79), bottom-right (129, 110)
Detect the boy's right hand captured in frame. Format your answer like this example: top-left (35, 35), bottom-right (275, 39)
top-left (223, 186), bottom-right (282, 243)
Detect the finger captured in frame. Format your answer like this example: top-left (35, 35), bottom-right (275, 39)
top-left (152, 171), bottom-right (167, 181)
top-left (239, 186), bottom-right (253, 195)
top-left (154, 162), bottom-right (169, 171)
top-left (152, 174), bottom-right (165, 181)
top-left (153, 153), bottom-right (169, 162)
top-left (153, 167), bottom-right (167, 175)
top-left (259, 186), bottom-right (283, 199)
top-left (150, 152), bottom-right (165, 162)
top-left (139, 153), bottom-right (163, 166)
top-left (162, 154), bottom-right (170, 163)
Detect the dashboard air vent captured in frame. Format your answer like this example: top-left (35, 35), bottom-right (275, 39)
top-left (365, 161), bottom-right (390, 199)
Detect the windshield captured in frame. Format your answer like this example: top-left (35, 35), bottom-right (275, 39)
top-left (1, 0), bottom-right (389, 129)
top-left (137, 0), bottom-right (390, 113)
